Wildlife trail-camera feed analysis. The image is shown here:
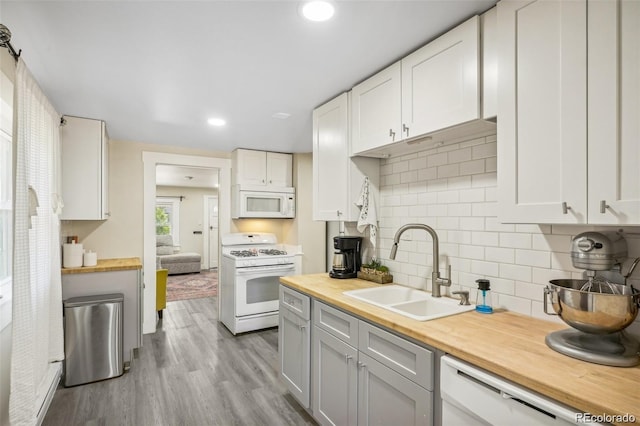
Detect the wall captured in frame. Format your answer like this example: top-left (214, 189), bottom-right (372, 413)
top-left (375, 133), bottom-right (640, 337)
top-left (61, 139), bottom-right (231, 258)
top-left (282, 153), bottom-right (326, 274)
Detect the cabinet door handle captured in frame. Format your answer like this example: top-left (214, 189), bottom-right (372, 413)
top-left (345, 354), bottom-right (352, 363)
top-left (600, 200), bottom-right (610, 214)
top-left (336, 210), bottom-right (342, 217)
top-left (561, 202), bottom-right (571, 214)
top-left (357, 361), bottom-right (367, 370)
top-left (389, 128), bottom-right (395, 141)
top-left (298, 324), bottom-right (306, 331)
top-left (402, 123), bottom-right (409, 136)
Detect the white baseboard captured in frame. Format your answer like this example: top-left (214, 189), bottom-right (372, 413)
top-left (36, 362), bottom-right (62, 426)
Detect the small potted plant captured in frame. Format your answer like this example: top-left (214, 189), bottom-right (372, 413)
top-left (358, 258), bottom-right (393, 284)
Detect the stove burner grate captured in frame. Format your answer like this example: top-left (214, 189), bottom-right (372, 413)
top-left (230, 249), bottom-right (258, 257)
top-left (259, 248), bottom-right (288, 256)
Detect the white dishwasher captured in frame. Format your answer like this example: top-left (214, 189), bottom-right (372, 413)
top-left (440, 356), bottom-right (604, 426)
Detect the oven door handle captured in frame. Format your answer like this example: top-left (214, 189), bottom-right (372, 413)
top-left (235, 265), bottom-right (296, 275)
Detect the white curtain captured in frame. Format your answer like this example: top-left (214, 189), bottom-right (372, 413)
top-left (10, 59), bottom-right (64, 426)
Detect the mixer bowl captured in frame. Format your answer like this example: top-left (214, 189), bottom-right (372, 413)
top-left (545, 279), bottom-right (640, 334)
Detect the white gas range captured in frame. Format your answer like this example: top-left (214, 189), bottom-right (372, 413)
top-left (219, 233), bottom-right (302, 335)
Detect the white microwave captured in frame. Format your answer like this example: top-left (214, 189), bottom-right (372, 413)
top-left (232, 185), bottom-right (295, 219)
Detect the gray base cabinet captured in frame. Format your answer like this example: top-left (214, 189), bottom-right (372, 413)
top-left (313, 327), bottom-right (358, 425)
top-left (279, 286), bottom-right (311, 408)
top-left (311, 298), bottom-right (433, 426)
top-left (357, 352), bottom-right (431, 426)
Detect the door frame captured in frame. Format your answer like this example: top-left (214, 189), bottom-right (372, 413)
top-left (202, 194), bottom-right (219, 270)
top-left (143, 152), bottom-right (230, 334)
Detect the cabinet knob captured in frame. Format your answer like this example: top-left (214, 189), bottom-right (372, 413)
top-left (402, 123), bottom-right (409, 136)
top-left (600, 200), bottom-right (610, 214)
top-left (561, 202), bottom-right (571, 214)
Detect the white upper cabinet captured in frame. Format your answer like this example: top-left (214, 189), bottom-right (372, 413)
top-left (351, 16), bottom-right (492, 158)
top-left (313, 93), bottom-right (379, 222)
top-left (232, 149), bottom-right (292, 188)
top-left (498, 0), bottom-right (640, 225)
top-left (401, 15), bottom-right (479, 139)
top-left (61, 116), bottom-right (109, 220)
top-left (351, 63), bottom-right (402, 155)
top-left (481, 7), bottom-right (498, 119)
top-left (587, 0), bottom-right (640, 224)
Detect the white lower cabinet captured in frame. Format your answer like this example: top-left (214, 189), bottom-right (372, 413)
top-left (312, 300), bottom-right (433, 426)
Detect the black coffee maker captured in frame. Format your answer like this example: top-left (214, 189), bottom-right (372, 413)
top-left (329, 236), bottom-right (363, 279)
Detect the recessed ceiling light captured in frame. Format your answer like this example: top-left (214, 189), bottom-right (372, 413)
top-left (207, 117), bottom-right (226, 126)
top-left (272, 112), bottom-right (291, 119)
top-left (301, 1), bottom-right (335, 22)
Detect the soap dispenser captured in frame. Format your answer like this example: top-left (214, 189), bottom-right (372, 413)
top-left (475, 279), bottom-right (493, 314)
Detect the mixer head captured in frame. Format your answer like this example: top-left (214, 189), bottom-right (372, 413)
top-left (570, 231), bottom-right (627, 271)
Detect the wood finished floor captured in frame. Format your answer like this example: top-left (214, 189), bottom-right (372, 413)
top-left (43, 297), bottom-right (316, 426)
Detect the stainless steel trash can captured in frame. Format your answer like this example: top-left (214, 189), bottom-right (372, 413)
top-left (63, 293), bottom-right (124, 387)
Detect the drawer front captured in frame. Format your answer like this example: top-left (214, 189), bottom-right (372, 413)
top-left (280, 285), bottom-right (310, 320)
top-left (313, 301), bottom-right (359, 346)
top-left (358, 321), bottom-right (433, 390)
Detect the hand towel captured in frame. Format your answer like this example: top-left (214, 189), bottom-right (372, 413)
top-left (355, 177), bottom-right (377, 248)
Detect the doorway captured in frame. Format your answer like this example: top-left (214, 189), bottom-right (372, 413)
top-left (142, 152), bottom-right (231, 335)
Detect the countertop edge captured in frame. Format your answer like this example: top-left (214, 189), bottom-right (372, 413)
top-left (61, 257), bottom-right (143, 274)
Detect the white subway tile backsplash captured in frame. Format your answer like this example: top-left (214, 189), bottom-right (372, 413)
top-left (448, 203), bottom-right (472, 217)
top-left (437, 164), bottom-right (460, 178)
top-left (472, 231), bottom-right (499, 247)
top-left (460, 244), bottom-right (485, 260)
top-left (437, 190), bottom-right (459, 204)
top-left (393, 161), bottom-right (409, 174)
top-left (472, 141), bottom-right (497, 159)
top-left (485, 156), bottom-right (497, 173)
top-left (409, 157), bottom-right (428, 171)
top-left (499, 263), bottom-right (532, 282)
top-left (496, 294), bottom-right (531, 316)
top-left (427, 152), bottom-right (448, 167)
top-left (471, 172), bottom-right (497, 188)
top-left (459, 188), bottom-right (485, 202)
top-left (485, 247), bottom-right (515, 264)
top-left (499, 232), bottom-right (532, 249)
top-left (471, 260), bottom-right (500, 277)
top-left (485, 217), bottom-right (515, 232)
top-left (401, 170), bottom-right (418, 183)
top-left (448, 147), bottom-right (472, 163)
top-left (515, 249), bottom-right (551, 268)
top-left (459, 159), bottom-right (485, 176)
top-left (418, 167), bottom-right (438, 181)
top-left (377, 133), bottom-right (640, 326)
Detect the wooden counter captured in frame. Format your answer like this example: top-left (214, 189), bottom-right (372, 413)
top-left (61, 257), bottom-right (142, 274)
top-left (281, 273), bottom-right (640, 425)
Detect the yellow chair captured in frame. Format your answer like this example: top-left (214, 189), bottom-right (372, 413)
top-left (156, 268), bottom-right (168, 319)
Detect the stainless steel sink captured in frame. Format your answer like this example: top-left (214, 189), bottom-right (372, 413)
top-left (344, 285), bottom-right (474, 321)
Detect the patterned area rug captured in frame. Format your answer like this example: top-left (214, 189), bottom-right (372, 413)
top-left (167, 269), bottom-right (218, 302)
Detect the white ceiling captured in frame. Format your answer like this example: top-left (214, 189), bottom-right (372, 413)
top-left (2, 0), bottom-right (497, 154)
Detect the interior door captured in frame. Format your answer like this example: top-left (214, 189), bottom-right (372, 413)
top-left (207, 196), bottom-right (219, 269)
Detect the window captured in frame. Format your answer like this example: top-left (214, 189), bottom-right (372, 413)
top-left (156, 198), bottom-right (180, 244)
top-left (0, 70), bottom-right (13, 326)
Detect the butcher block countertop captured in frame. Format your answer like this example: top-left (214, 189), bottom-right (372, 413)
top-left (280, 273), bottom-right (640, 425)
top-left (61, 257), bottom-right (142, 274)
